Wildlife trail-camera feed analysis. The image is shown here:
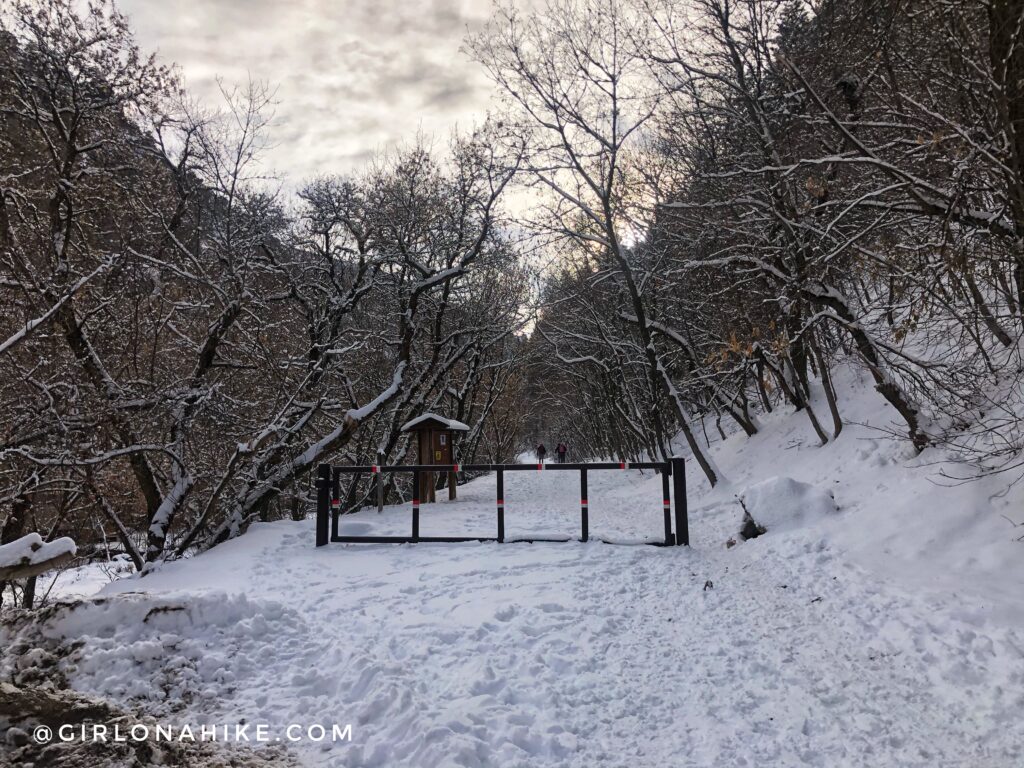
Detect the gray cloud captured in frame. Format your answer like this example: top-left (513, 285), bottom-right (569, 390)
top-left (119, 0), bottom-right (496, 185)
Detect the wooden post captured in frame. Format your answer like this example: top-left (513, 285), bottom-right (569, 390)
top-left (22, 576), bottom-right (36, 609)
top-left (316, 464), bottom-right (330, 547)
top-left (418, 432), bottom-right (434, 504)
top-left (447, 430), bottom-right (457, 500)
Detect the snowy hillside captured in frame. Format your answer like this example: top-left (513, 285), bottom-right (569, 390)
top-left (3, 368), bottom-right (1024, 767)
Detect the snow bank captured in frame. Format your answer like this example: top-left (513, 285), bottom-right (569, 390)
top-left (1, 592), bottom-right (304, 710)
top-left (737, 476), bottom-right (838, 537)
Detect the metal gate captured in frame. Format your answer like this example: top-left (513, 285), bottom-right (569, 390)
top-left (315, 459), bottom-right (688, 547)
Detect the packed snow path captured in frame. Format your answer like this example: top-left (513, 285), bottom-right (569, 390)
top-left (26, 458), bottom-right (1024, 768)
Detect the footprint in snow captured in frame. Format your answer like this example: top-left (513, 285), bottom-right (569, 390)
top-left (537, 603), bottom-right (567, 614)
top-left (469, 666), bottom-right (506, 695)
top-left (495, 605), bottom-right (517, 621)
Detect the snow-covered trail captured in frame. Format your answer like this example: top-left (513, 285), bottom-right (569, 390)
top-left (27, 461), bottom-right (1022, 768)
top-left (12, 372), bottom-right (1024, 766)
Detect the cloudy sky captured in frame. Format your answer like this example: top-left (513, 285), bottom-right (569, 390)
top-left (119, 0), bottom-right (498, 183)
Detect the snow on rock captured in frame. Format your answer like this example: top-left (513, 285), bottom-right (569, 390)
top-left (0, 533), bottom-right (76, 574)
top-left (738, 476), bottom-right (838, 538)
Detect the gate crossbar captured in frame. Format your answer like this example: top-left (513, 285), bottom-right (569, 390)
top-left (315, 460), bottom-right (688, 548)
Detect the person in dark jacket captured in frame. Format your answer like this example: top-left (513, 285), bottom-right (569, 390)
top-left (536, 443), bottom-right (547, 462)
top-left (556, 442), bottom-right (568, 463)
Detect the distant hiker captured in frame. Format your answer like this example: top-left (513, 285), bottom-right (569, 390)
top-left (536, 443), bottom-right (547, 462)
top-left (556, 442), bottom-right (568, 463)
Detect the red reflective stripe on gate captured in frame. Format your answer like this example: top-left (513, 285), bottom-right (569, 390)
top-left (581, 499), bottom-right (588, 506)
top-left (537, 463), bottom-right (543, 470)
top-left (663, 499), bottom-right (671, 506)
top-left (412, 499), bottom-right (419, 506)
top-left (371, 465), bottom-right (379, 473)
top-left (331, 499), bottom-right (340, 507)
top-left (619, 462), bottom-right (626, 469)
top-left (496, 499), bottom-right (504, 505)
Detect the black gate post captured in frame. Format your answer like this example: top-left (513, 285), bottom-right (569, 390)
top-left (331, 466), bottom-right (341, 540)
top-left (412, 469), bottom-right (421, 541)
top-left (580, 467), bottom-right (589, 542)
top-left (496, 468), bottom-right (505, 542)
top-left (671, 457), bottom-right (688, 546)
top-left (661, 467), bottom-right (673, 545)
top-left (316, 464), bottom-right (330, 547)
top-left (376, 450), bottom-right (385, 513)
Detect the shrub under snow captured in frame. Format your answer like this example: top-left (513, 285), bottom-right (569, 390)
top-left (737, 477), bottom-right (838, 540)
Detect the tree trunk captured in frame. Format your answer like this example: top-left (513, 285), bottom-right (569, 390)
top-left (810, 335), bottom-right (843, 439)
top-left (786, 357), bottom-right (829, 446)
top-left (807, 287), bottom-right (928, 451)
top-left (990, 0), bottom-right (1024, 316)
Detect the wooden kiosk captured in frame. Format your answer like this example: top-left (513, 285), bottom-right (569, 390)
top-left (401, 413), bottom-right (470, 502)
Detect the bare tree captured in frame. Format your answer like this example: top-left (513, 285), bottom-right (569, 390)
top-left (469, 0), bottom-right (723, 484)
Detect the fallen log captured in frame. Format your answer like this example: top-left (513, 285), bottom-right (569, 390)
top-left (0, 533), bottom-right (77, 581)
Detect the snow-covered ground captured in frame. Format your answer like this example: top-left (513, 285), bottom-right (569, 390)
top-left (6, 369), bottom-right (1024, 766)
